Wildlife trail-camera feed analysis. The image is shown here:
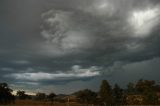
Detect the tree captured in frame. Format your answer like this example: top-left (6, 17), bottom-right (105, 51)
top-left (99, 80), bottom-right (113, 105)
top-left (76, 89), bottom-right (97, 105)
top-left (36, 92), bottom-right (46, 101)
top-left (143, 88), bottom-right (158, 105)
top-left (16, 90), bottom-right (28, 100)
top-left (154, 85), bottom-right (160, 92)
top-left (127, 82), bottom-right (135, 94)
top-left (113, 84), bottom-right (123, 105)
top-left (135, 79), bottom-right (158, 105)
top-left (136, 79), bottom-right (155, 93)
top-left (47, 92), bottom-right (56, 106)
top-left (47, 92), bottom-right (56, 101)
top-left (0, 83), bottom-right (15, 104)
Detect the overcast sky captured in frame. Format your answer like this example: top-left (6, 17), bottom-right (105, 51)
top-left (0, 0), bottom-right (160, 94)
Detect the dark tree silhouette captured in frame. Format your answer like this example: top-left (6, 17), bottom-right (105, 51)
top-left (47, 92), bottom-right (56, 106)
top-left (124, 79), bottom-right (159, 105)
top-left (16, 90), bottom-right (28, 100)
top-left (143, 87), bottom-right (158, 105)
top-left (36, 92), bottom-right (46, 101)
top-left (135, 79), bottom-right (159, 104)
top-left (127, 82), bottom-right (135, 94)
top-left (76, 89), bottom-right (97, 105)
top-left (0, 83), bottom-right (15, 104)
top-left (99, 80), bottom-right (113, 106)
top-left (136, 79), bottom-right (155, 93)
top-left (47, 92), bottom-right (56, 101)
top-left (113, 84), bottom-right (123, 105)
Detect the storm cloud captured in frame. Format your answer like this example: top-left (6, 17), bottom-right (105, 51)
top-left (0, 0), bottom-right (160, 94)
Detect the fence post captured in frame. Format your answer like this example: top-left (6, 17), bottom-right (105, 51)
top-left (67, 97), bottom-right (70, 106)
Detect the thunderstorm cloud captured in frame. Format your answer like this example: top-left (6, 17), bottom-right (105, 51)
top-left (0, 0), bottom-right (160, 94)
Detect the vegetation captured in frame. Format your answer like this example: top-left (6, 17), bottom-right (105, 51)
top-left (113, 84), bottom-right (123, 105)
top-left (99, 80), bottom-right (113, 105)
top-left (16, 90), bottom-right (30, 100)
top-left (75, 89), bottom-right (97, 105)
top-left (0, 79), bottom-right (160, 105)
top-left (0, 83), bottom-right (15, 105)
top-left (35, 92), bottom-right (46, 101)
top-left (47, 92), bottom-right (56, 101)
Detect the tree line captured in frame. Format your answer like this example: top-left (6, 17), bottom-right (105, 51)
top-left (0, 79), bottom-right (160, 105)
top-left (75, 79), bottom-right (160, 105)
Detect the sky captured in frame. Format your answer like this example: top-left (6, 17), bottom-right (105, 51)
top-left (0, 0), bottom-right (160, 94)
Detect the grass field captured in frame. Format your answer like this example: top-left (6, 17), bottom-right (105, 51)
top-left (12, 100), bottom-right (83, 106)
top-left (0, 100), bottom-right (158, 106)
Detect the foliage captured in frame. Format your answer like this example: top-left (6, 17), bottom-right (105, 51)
top-left (47, 92), bottom-right (56, 101)
top-left (0, 83), bottom-right (15, 104)
top-left (35, 92), bottom-right (46, 101)
top-left (143, 88), bottom-right (158, 105)
top-left (113, 84), bottom-right (123, 105)
top-left (76, 89), bottom-right (97, 105)
top-left (99, 80), bottom-right (113, 105)
top-left (127, 82), bottom-right (135, 94)
top-left (16, 90), bottom-right (29, 100)
top-left (136, 79), bottom-right (155, 93)
top-left (1, 79), bottom-right (160, 105)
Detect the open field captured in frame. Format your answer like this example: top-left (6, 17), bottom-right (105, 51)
top-left (5, 100), bottom-right (83, 106)
top-left (0, 100), bottom-right (159, 106)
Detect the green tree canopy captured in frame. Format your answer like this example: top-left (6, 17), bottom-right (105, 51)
top-left (113, 84), bottom-right (123, 104)
top-left (136, 79), bottom-right (155, 93)
top-left (127, 82), bottom-right (135, 94)
top-left (76, 89), bottom-right (97, 105)
top-left (99, 80), bottom-right (113, 105)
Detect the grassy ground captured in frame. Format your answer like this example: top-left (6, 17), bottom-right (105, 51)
top-left (0, 100), bottom-right (158, 106)
top-left (13, 100), bottom-right (83, 106)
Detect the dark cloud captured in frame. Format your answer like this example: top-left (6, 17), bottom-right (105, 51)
top-left (0, 0), bottom-right (160, 94)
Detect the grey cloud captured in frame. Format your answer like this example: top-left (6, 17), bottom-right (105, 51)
top-left (107, 57), bottom-right (160, 87)
top-left (0, 0), bottom-right (160, 93)
top-left (39, 0), bottom-right (160, 61)
top-left (1, 67), bottom-right (14, 72)
top-left (6, 65), bottom-right (101, 81)
top-left (12, 60), bottom-right (31, 65)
